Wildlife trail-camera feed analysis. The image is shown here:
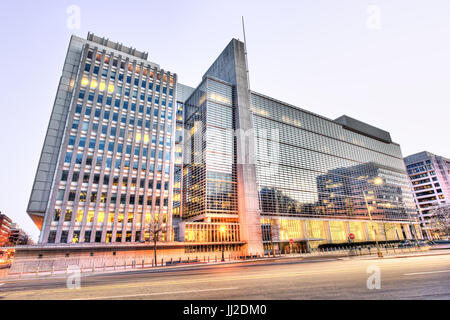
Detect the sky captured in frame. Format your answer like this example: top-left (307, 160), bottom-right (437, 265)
top-left (0, 0), bottom-right (449, 241)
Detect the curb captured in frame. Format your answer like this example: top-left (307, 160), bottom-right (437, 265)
top-left (3, 249), bottom-right (449, 282)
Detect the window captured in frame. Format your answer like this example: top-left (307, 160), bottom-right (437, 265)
top-left (56, 189), bottom-right (65, 201)
top-left (68, 135), bottom-right (76, 146)
top-left (95, 231), bottom-right (102, 243)
top-left (64, 209), bottom-right (72, 221)
top-left (84, 231), bottom-right (91, 243)
top-left (89, 138), bottom-right (96, 149)
top-left (61, 231), bottom-right (69, 243)
top-left (75, 153), bottom-right (83, 164)
top-left (48, 231), bottom-right (57, 243)
top-left (54, 209), bottom-right (61, 221)
top-left (79, 137), bottom-right (86, 148)
top-left (99, 140), bottom-right (105, 151)
top-left (82, 121), bottom-right (89, 131)
top-left (61, 170), bottom-right (68, 181)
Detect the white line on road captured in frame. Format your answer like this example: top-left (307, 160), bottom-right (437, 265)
top-left (72, 287), bottom-right (238, 300)
top-left (0, 283), bottom-right (4, 286)
top-left (404, 270), bottom-right (450, 276)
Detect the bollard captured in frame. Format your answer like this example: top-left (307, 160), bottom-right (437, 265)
top-left (161, 258), bottom-right (164, 266)
top-left (208, 256), bottom-right (210, 263)
top-left (152, 259), bottom-right (154, 267)
top-left (188, 256), bottom-right (190, 263)
top-left (179, 257), bottom-right (181, 263)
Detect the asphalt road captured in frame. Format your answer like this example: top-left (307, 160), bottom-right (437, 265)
top-left (0, 252), bottom-right (449, 300)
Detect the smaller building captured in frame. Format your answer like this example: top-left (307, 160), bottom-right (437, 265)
top-left (0, 213), bottom-right (12, 247)
top-left (404, 151), bottom-right (450, 239)
top-left (9, 223), bottom-right (32, 246)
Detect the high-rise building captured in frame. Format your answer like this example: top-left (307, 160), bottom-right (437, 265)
top-left (404, 151), bottom-right (450, 239)
top-left (27, 34), bottom-right (420, 258)
top-left (27, 33), bottom-right (177, 245)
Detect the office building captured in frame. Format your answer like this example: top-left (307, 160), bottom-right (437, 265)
top-left (26, 33), bottom-right (420, 259)
top-left (27, 33), bottom-right (177, 245)
top-left (404, 151), bottom-right (450, 239)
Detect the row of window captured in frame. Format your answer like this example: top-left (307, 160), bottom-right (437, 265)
top-left (78, 89), bottom-right (173, 110)
top-left (68, 136), bottom-right (171, 159)
top-left (86, 49), bottom-right (174, 85)
top-left (54, 191), bottom-right (170, 213)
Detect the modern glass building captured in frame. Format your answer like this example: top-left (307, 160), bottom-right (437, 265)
top-left (28, 34), bottom-right (420, 256)
top-left (252, 94), bottom-right (420, 253)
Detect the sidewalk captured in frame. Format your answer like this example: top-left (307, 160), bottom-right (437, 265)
top-left (3, 247), bottom-right (449, 282)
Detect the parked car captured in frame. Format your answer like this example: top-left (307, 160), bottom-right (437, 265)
top-left (398, 240), bottom-right (414, 248)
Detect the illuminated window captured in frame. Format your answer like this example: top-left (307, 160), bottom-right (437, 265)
top-left (90, 79), bottom-right (98, 89)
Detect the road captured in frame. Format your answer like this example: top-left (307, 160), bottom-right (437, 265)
top-left (0, 252), bottom-right (449, 300)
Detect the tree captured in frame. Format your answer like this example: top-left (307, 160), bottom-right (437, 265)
top-left (428, 204), bottom-right (450, 238)
top-left (147, 221), bottom-right (166, 266)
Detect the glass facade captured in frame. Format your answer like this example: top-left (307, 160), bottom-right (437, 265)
top-left (29, 35), bottom-right (421, 253)
top-left (251, 92), bottom-right (420, 248)
top-left (183, 77), bottom-right (237, 220)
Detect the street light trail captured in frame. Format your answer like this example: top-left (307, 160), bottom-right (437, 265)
top-left (1, 252), bottom-right (449, 299)
top-left (73, 287), bottom-right (239, 300)
top-left (404, 269), bottom-right (450, 276)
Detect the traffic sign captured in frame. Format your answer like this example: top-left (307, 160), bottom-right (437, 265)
top-left (289, 239), bottom-right (294, 244)
top-left (349, 233), bottom-right (355, 240)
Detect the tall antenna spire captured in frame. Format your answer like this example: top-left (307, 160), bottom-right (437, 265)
top-left (242, 16), bottom-right (251, 92)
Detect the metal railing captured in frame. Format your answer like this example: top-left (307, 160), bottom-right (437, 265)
top-left (0, 245), bottom-right (432, 280)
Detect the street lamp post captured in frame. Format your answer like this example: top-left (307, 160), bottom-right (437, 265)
top-left (363, 177), bottom-right (384, 258)
top-left (220, 226), bottom-right (226, 262)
